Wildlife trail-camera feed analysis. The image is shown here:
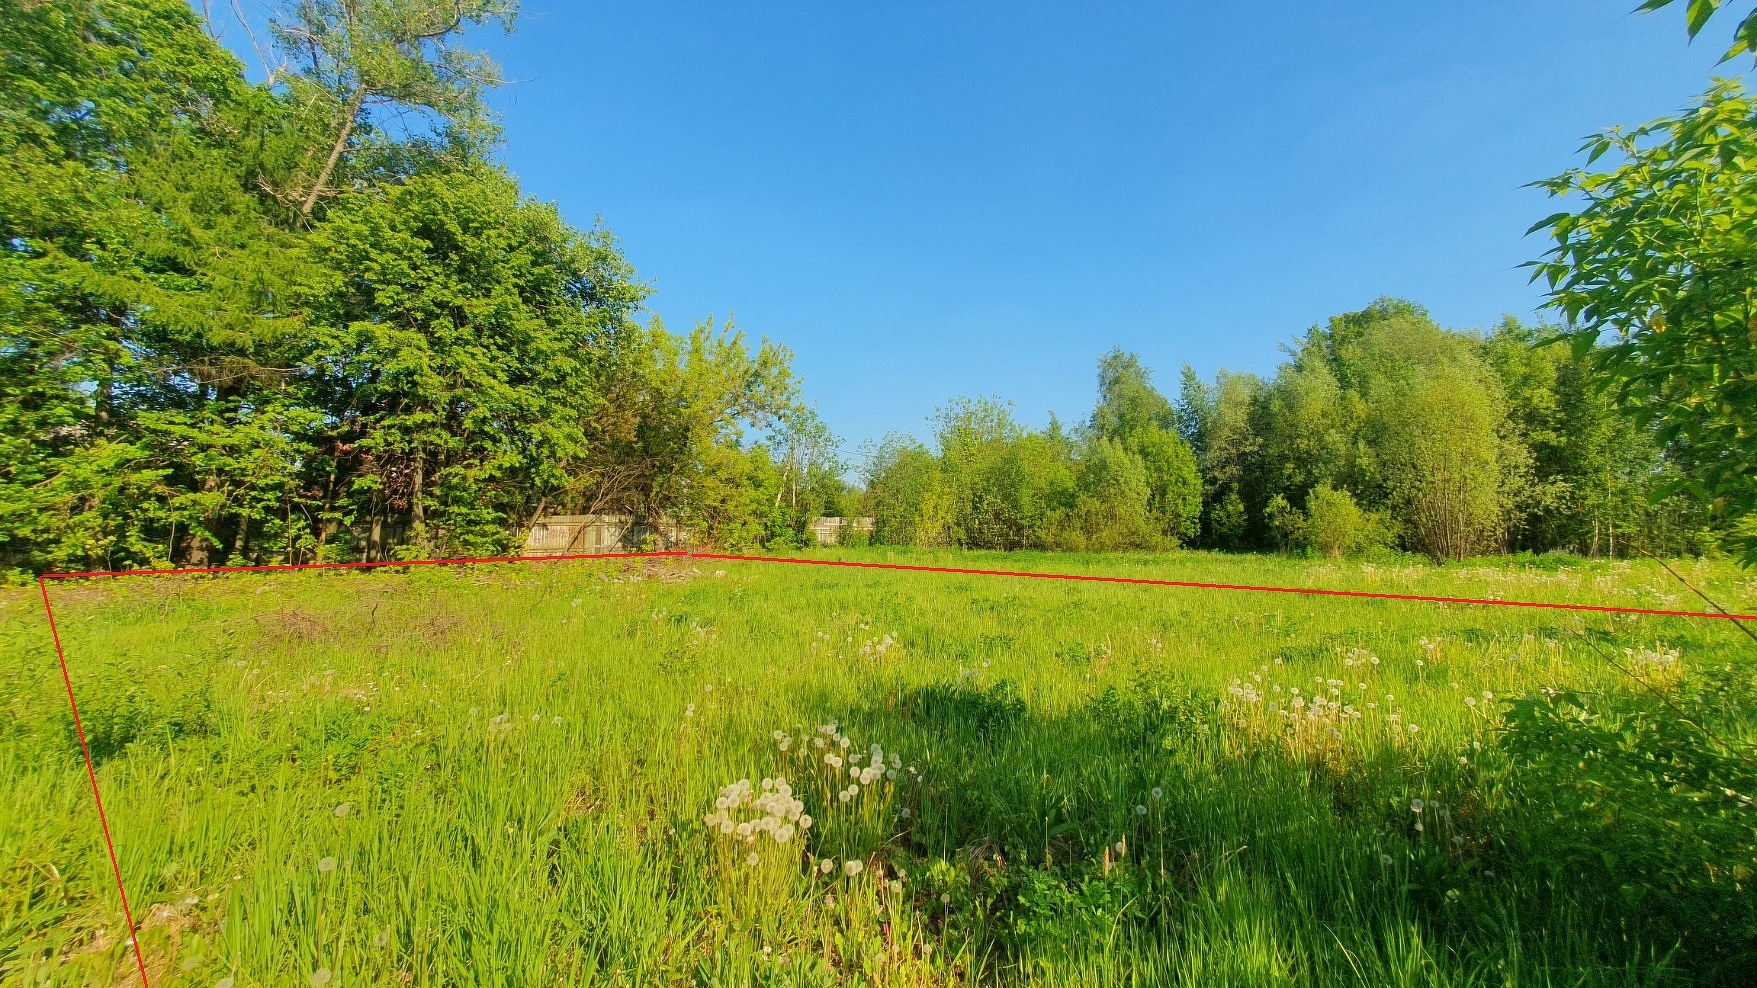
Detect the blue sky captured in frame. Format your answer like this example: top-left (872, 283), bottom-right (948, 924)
top-left (219, 2), bottom-right (1739, 458)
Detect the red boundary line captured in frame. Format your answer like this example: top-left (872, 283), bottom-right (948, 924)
top-left (32, 549), bottom-right (1757, 985)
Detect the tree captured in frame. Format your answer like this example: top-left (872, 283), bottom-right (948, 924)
top-left (268, 0), bottom-right (516, 220)
top-left (1529, 80), bottom-right (1757, 562)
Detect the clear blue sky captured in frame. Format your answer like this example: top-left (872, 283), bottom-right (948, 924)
top-left (221, 2), bottom-right (1740, 458)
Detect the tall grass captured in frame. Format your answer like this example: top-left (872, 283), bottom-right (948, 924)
top-left (2, 549), bottom-right (1753, 986)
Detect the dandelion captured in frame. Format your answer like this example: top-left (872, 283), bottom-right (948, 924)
top-left (844, 859), bottom-right (864, 877)
top-left (333, 803), bottom-right (351, 818)
top-left (1464, 695), bottom-right (1478, 707)
top-left (940, 892), bottom-right (951, 904)
top-left (1481, 691), bottom-right (1494, 702)
top-left (704, 683), bottom-right (713, 693)
top-left (310, 971), bottom-right (332, 987)
top-left (1113, 840), bottom-right (1126, 856)
top-left (1151, 787), bottom-right (1163, 800)
top-left (820, 858), bottom-right (835, 874)
top-left (1380, 853), bottom-right (1393, 866)
top-left (1410, 799), bottom-right (1424, 813)
top-left (216, 979), bottom-right (236, 988)
top-left (1135, 804), bottom-right (1147, 815)
top-left (317, 856), bottom-right (337, 873)
top-left (684, 704), bottom-right (696, 719)
top-left (747, 852), bottom-right (760, 866)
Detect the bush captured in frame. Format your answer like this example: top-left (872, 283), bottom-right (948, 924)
top-left (1301, 484), bottom-right (1395, 558)
top-left (1496, 671), bottom-right (1757, 982)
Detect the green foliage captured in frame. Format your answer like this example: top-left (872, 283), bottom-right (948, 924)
top-left (0, 0), bottom-right (812, 574)
top-left (1530, 80), bottom-right (1757, 563)
top-left (1639, 0), bottom-right (1757, 62)
top-left (1498, 672), bottom-right (1757, 979)
top-left (1294, 483), bottom-right (1396, 558)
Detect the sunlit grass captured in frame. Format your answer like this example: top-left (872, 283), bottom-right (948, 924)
top-left (2, 548), bottom-right (1752, 985)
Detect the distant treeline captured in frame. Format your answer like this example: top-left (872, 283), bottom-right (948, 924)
top-left (862, 298), bottom-right (1712, 562)
top-left (0, 0), bottom-right (851, 578)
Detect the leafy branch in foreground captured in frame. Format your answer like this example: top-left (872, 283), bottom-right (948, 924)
top-left (1528, 80), bottom-right (1757, 564)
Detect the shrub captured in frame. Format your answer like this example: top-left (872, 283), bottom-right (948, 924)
top-left (1497, 672), bottom-right (1757, 983)
top-left (1300, 484), bottom-right (1395, 558)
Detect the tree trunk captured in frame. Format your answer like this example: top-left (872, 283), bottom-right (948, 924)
top-left (299, 86), bottom-right (368, 221)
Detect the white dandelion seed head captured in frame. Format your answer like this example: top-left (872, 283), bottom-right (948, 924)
top-left (1151, 787), bottom-right (1163, 799)
top-left (844, 859), bottom-right (864, 877)
top-left (1135, 804), bottom-right (1147, 815)
top-left (317, 857), bottom-right (336, 873)
top-left (1410, 799), bottom-right (1425, 813)
top-left (333, 803), bottom-right (351, 818)
top-left (747, 852), bottom-right (760, 866)
top-left (819, 858), bottom-right (835, 874)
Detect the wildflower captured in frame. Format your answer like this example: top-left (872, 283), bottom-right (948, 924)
top-left (747, 853), bottom-right (760, 866)
top-left (798, 814), bottom-right (813, 829)
top-left (333, 804), bottom-right (351, 818)
top-left (1459, 756), bottom-right (1469, 765)
top-left (217, 979), bottom-right (236, 988)
top-left (1135, 804), bottom-right (1147, 815)
top-left (1380, 853), bottom-right (1393, 866)
top-left (317, 857), bottom-right (337, 873)
top-left (1464, 696), bottom-right (1477, 707)
top-left (552, 716), bottom-right (563, 725)
top-left (1151, 787), bottom-right (1163, 800)
top-left (1113, 840), bottom-right (1126, 856)
top-left (491, 713), bottom-right (509, 725)
top-left (1410, 799), bottom-right (1424, 813)
top-left (1481, 691), bottom-right (1494, 702)
top-left (940, 892), bottom-right (951, 904)
top-left (684, 704), bottom-right (696, 719)
top-left (844, 859), bottom-right (864, 877)
top-left (311, 971), bottom-right (332, 987)
top-left (820, 858), bottom-right (835, 874)
top-left (704, 684), bottom-right (713, 693)
top-left (899, 807), bottom-right (911, 818)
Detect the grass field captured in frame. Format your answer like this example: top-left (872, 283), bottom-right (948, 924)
top-left (3, 549), bottom-right (1755, 987)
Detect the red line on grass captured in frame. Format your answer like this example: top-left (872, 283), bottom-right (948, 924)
top-left (686, 552), bottom-right (1757, 621)
top-left (32, 548), bottom-right (1757, 986)
top-left (38, 577), bottom-right (150, 987)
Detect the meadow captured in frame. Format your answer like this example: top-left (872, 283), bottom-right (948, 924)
top-left (2, 549), bottom-right (1754, 987)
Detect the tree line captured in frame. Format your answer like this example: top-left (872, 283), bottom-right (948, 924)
top-left (861, 299), bottom-right (1714, 562)
top-left (0, 0), bottom-right (851, 579)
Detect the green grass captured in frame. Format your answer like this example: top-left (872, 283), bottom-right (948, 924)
top-left (3, 548), bottom-right (1754, 986)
